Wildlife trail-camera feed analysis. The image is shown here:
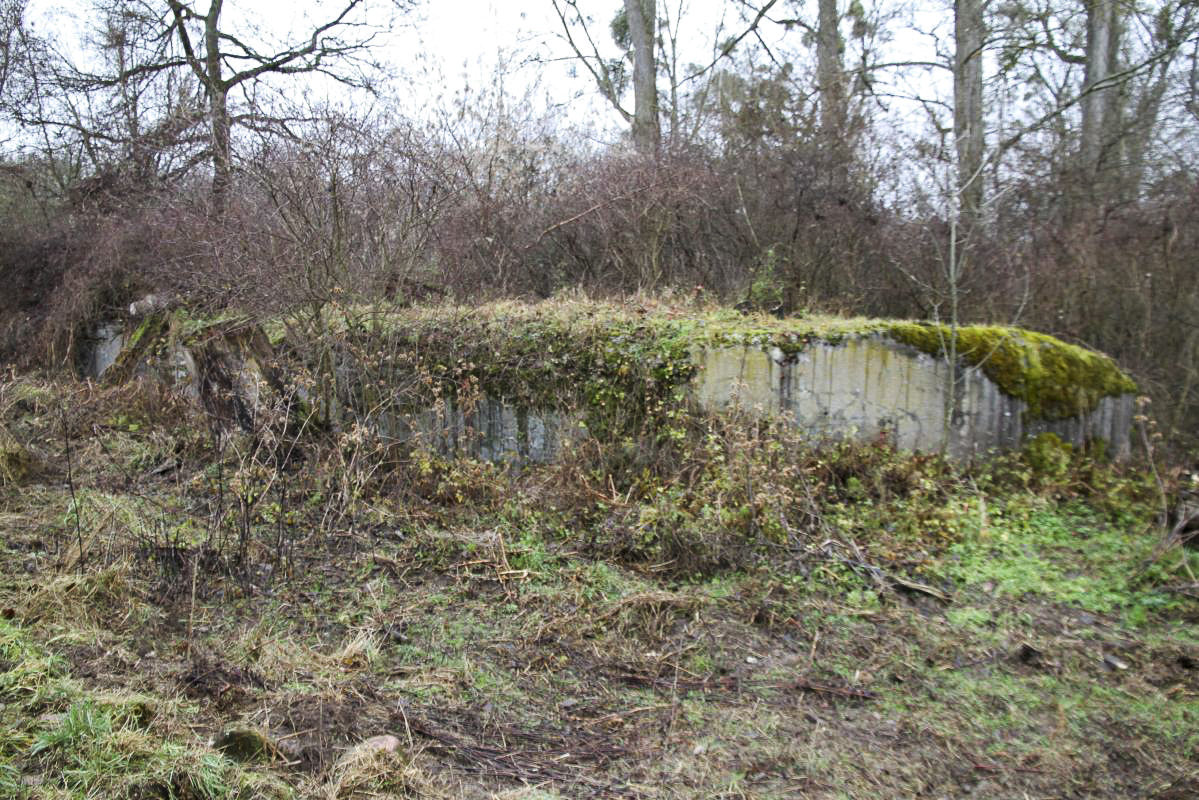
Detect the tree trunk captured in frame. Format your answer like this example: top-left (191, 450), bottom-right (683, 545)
top-left (816, 0), bottom-right (847, 144)
top-left (209, 83), bottom-right (230, 207)
top-left (204, 0), bottom-right (229, 211)
top-left (1080, 0), bottom-right (1121, 190)
top-left (1119, 60), bottom-right (1170, 200)
top-left (624, 0), bottom-right (659, 157)
top-left (954, 0), bottom-right (985, 224)
top-left (0, 0), bottom-right (22, 103)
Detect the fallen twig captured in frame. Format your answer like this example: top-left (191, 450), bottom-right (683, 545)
top-left (579, 704), bottom-right (670, 727)
top-left (604, 666), bottom-right (876, 700)
top-left (966, 754), bottom-right (1046, 775)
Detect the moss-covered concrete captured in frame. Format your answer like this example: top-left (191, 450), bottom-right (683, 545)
top-left (102, 313), bottom-right (169, 384)
top-left (885, 322), bottom-right (1137, 420)
top-left (320, 301), bottom-right (699, 439)
top-left (322, 301), bottom-right (1134, 421)
top-left (92, 299), bottom-right (1137, 456)
top-left (329, 301), bottom-right (1135, 456)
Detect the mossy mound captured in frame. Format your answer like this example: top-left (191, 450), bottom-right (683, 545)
top-left (328, 301), bottom-right (1133, 422)
top-left (114, 300), bottom-right (1136, 429)
top-left (276, 301), bottom-right (1139, 425)
top-left (886, 322), bottom-right (1136, 420)
top-left (322, 301), bottom-right (700, 437)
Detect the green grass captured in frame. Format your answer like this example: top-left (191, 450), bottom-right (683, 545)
top-left (0, 364), bottom-right (1195, 799)
top-left (937, 499), bottom-right (1193, 619)
top-left (0, 619), bottom-right (288, 800)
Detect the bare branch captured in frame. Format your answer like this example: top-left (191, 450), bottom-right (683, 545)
top-left (548, 0), bottom-right (631, 120)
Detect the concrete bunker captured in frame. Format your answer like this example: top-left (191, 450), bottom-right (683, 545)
top-left (83, 302), bottom-right (1137, 462)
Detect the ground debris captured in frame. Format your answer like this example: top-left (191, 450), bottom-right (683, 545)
top-left (213, 727), bottom-right (280, 762)
top-left (180, 653), bottom-right (268, 708)
top-left (599, 663), bottom-right (876, 700)
top-left (396, 703), bottom-right (636, 795)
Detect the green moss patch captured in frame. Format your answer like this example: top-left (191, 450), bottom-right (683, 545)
top-left (887, 322), bottom-right (1136, 420)
top-left (325, 301), bottom-right (700, 436)
top-left (103, 313), bottom-right (169, 384)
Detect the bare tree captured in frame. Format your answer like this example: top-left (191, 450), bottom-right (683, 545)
top-left (0, 0), bottom-right (21, 109)
top-left (1079, 0), bottom-right (1121, 187)
top-left (4, 1), bottom-right (215, 197)
top-left (549, 0), bottom-right (787, 155)
top-left (750, 0), bottom-right (885, 176)
top-left (549, 0), bottom-right (658, 154)
top-left (163, 0), bottom-right (401, 210)
top-left (816, 0), bottom-right (847, 144)
top-left (3, 0), bottom-right (408, 210)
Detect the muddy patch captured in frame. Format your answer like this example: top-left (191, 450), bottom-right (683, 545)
top-left (179, 654), bottom-right (268, 711)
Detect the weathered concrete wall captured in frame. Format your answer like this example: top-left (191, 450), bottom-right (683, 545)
top-left (82, 308), bottom-right (1136, 462)
top-left (384, 334), bottom-right (1134, 463)
top-left (695, 337), bottom-right (1134, 459)
top-left (378, 398), bottom-right (569, 466)
top-left (81, 322), bottom-right (126, 378)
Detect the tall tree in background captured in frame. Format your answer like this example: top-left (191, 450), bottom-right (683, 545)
top-left (1079, 0), bottom-right (1120, 195)
top-left (763, 0), bottom-right (878, 181)
top-left (550, 0), bottom-right (786, 154)
top-left (0, 0), bottom-right (21, 111)
top-left (816, 0), bottom-right (848, 146)
top-left (625, 0), bottom-right (659, 155)
top-left (1077, 0), bottom-right (1197, 204)
top-left (550, 0), bottom-right (660, 155)
top-left (990, 0), bottom-right (1198, 208)
top-left (954, 0), bottom-right (985, 223)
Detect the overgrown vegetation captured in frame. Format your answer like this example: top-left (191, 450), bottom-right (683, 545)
top-left (2, 0), bottom-right (1198, 792)
top-left (2, 0), bottom-right (1198, 450)
top-left (0, 616), bottom-right (288, 799)
top-left (0, 350), bottom-right (1195, 797)
top-left (262, 299), bottom-right (1140, 440)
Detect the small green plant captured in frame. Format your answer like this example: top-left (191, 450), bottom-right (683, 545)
top-left (745, 248), bottom-right (785, 311)
top-left (1, 620), bottom-right (281, 799)
top-left (1022, 433), bottom-right (1073, 479)
top-left (936, 500), bottom-right (1180, 618)
top-left (946, 606), bottom-right (992, 629)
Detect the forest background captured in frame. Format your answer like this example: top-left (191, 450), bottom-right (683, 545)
top-left (1, 0), bottom-right (1196, 453)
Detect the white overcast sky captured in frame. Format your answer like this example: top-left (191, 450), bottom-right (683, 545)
top-left (23, 0), bottom-right (953, 146)
top-left (389, 0), bottom-right (790, 133)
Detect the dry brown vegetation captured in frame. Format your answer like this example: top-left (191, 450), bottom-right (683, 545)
top-left (2, 1), bottom-right (1199, 795)
top-left (2, 129), bottom-right (1196, 453)
top-left (0, 360), bottom-right (1197, 798)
